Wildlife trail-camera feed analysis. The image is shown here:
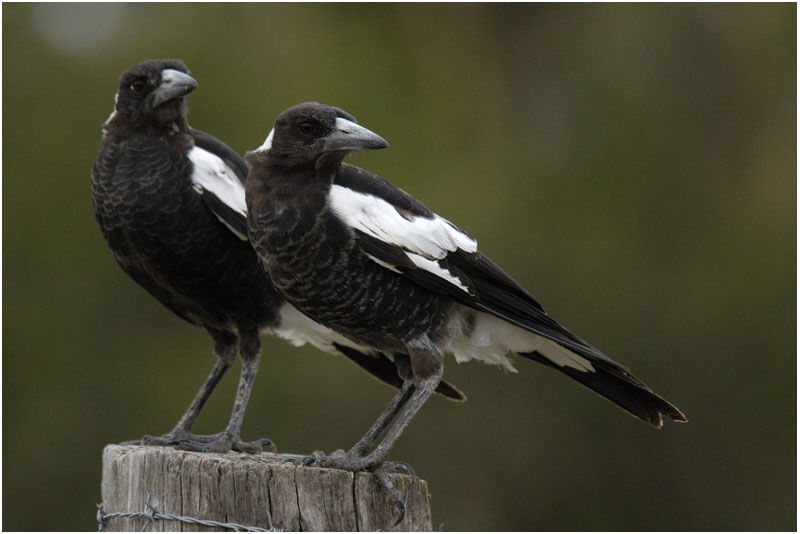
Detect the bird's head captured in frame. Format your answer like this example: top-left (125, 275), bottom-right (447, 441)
top-left (247, 102), bottom-right (389, 173)
top-left (107, 59), bottom-right (197, 133)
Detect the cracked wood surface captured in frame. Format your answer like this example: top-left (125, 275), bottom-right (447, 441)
top-left (100, 444), bottom-right (432, 531)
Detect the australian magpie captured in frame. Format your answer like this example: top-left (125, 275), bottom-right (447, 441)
top-left (91, 62), bottom-right (464, 454)
top-left (244, 102), bottom-right (687, 472)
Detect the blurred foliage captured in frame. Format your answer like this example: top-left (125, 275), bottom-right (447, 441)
top-left (2, 3), bottom-right (795, 531)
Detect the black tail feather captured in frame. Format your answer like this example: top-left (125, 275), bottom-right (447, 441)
top-left (334, 343), bottom-right (467, 402)
top-left (521, 351), bottom-right (687, 428)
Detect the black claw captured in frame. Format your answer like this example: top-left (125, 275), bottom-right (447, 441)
top-left (256, 438), bottom-right (277, 453)
top-left (295, 451), bottom-right (412, 527)
top-left (376, 469), bottom-right (406, 527)
top-left (386, 460), bottom-right (416, 479)
top-left (393, 499), bottom-right (406, 527)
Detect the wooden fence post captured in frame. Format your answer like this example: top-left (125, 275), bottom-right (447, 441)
top-left (99, 444), bottom-right (433, 531)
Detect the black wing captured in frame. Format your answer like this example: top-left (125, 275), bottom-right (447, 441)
top-left (331, 165), bottom-right (598, 358)
top-left (331, 164), bottom-right (687, 427)
top-left (189, 129), bottom-right (249, 240)
top-left (191, 128), bottom-right (249, 182)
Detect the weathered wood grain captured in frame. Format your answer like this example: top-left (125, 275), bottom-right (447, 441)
top-left (100, 444), bottom-right (432, 531)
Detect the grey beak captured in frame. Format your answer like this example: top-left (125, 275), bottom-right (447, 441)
top-left (152, 68), bottom-right (198, 107)
top-left (322, 117), bottom-right (390, 153)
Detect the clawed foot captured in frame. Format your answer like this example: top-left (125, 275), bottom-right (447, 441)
top-left (122, 430), bottom-right (275, 454)
top-left (300, 450), bottom-right (415, 526)
top-left (172, 436), bottom-right (275, 454)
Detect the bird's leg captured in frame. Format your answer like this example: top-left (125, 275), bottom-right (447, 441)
top-left (307, 364), bottom-right (442, 527)
top-left (220, 344), bottom-right (275, 453)
top-left (304, 382), bottom-right (415, 464)
top-left (358, 369), bottom-right (442, 527)
top-left (130, 329), bottom-right (272, 454)
top-left (170, 358), bottom-right (230, 434)
top-left (347, 381), bottom-right (416, 457)
top-left (356, 366), bottom-right (441, 469)
top-left (302, 354), bottom-right (410, 462)
top-left (130, 357), bottom-right (231, 446)
top-left (310, 354), bottom-right (442, 470)
top-left (129, 330), bottom-right (238, 448)
top-left (176, 330), bottom-right (274, 454)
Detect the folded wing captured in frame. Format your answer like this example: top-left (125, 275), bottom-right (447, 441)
top-left (329, 164), bottom-right (687, 427)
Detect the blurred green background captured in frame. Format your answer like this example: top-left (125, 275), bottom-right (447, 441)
top-left (3, 3), bottom-right (795, 531)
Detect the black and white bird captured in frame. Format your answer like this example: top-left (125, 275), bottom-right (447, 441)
top-left (245, 102), bottom-right (687, 471)
top-left (91, 61), bottom-right (464, 453)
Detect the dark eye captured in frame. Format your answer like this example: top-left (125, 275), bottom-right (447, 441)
top-left (129, 78), bottom-right (147, 95)
top-left (298, 121), bottom-right (314, 135)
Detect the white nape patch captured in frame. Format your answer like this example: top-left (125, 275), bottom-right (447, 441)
top-left (444, 305), bottom-right (596, 373)
top-left (101, 93), bottom-right (119, 134)
top-left (272, 303), bottom-right (375, 355)
top-left (257, 128), bottom-right (274, 151)
top-left (329, 185), bottom-right (477, 260)
top-left (407, 253), bottom-right (470, 293)
top-left (188, 146), bottom-right (247, 236)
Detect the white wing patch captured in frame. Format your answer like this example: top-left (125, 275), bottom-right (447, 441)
top-left (407, 254), bottom-right (470, 292)
top-left (329, 185), bottom-right (476, 293)
top-left (188, 145), bottom-right (247, 238)
top-left (364, 253), bottom-right (403, 273)
top-left (330, 185), bottom-right (476, 259)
